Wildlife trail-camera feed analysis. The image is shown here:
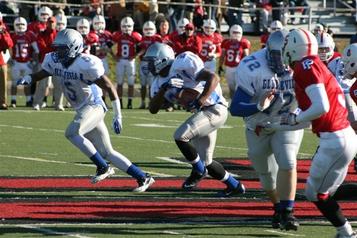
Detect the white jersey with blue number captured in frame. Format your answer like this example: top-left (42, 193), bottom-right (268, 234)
top-left (151, 51), bottom-right (227, 107)
top-left (236, 48), bottom-right (297, 130)
top-left (42, 53), bottom-right (106, 111)
top-left (329, 57), bottom-right (356, 94)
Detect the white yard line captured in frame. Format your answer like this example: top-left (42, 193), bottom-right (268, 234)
top-left (16, 224), bottom-right (94, 238)
top-left (265, 229), bottom-right (306, 237)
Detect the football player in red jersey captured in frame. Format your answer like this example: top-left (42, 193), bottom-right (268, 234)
top-left (10, 17), bottom-right (39, 108)
top-left (91, 15), bottom-right (113, 76)
top-left (112, 16), bottom-right (142, 109)
top-left (137, 21), bottom-right (162, 109)
top-left (32, 16), bottom-right (57, 111)
top-left (28, 6), bottom-right (53, 37)
top-left (218, 24), bottom-right (250, 98)
top-left (197, 19), bottom-right (223, 73)
top-left (0, 14), bottom-right (13, 110)
top-left (282, 29), bottom-right (357, 238)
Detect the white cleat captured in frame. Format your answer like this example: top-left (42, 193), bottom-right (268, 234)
top-left (91, 166), bottom-right (115, 184)
top-left (33, 104), bottom-right (40, 111)
top-left (132, 174), bottom-right (155, 192)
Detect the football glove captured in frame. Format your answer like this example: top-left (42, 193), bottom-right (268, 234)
top-left (17, 75), bottom-right (32, 85)
top-left (257, 90), bottom-right (275, 111)
top-left (187, 99), bottom-right (202, 112)
top-left (161, 78), bottom-right (184, 90)
top-left (111, 99), bottom-right (123, 134)
top-left (280, 112), bottom-right (298, 126)
top-left (112, 116), bottom-right (122, 134)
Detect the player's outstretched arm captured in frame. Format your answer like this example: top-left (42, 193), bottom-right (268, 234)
top-left (95, 75), bottom-right (122, 134)
top-left (17, 69), bottom-right (51, 86)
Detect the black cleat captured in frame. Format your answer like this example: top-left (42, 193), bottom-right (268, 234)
top-left (271, 209), bottom-right (281, 229)
top-left (182, 169), bottom-right (207, 190)
top-left (133, 174), bottom-right (155, 192)
top-left (280, 209), bottom-right (299, 231)
top-left (217, 183), bottom-right (245, 197)
top-left (354, 157), bottom-right (357, 173)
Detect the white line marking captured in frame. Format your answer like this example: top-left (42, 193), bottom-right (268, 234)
top-left (132, 123), bottom-right (177, 128)
top-left (17, 224), bottom-right (94, 238)
top-left (156, 157), bottom-right (191, 166)
top-left (0, 124), bottom-right (314, 157)
top-left (265, 229), bottom-right (306, 237)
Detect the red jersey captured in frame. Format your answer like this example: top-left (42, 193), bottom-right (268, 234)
top-left (27, 21), bottom-right (47, 36)
top-left (197, 32), bottom-right (223, 62)
top-left (92, 30), bottom-right (112, 59)
top-left (221, 38), bottom-right (250, 67)
top-left (171, 33), bottom-right (202, 55)
top-left (260, 33), bottom-right (269, 48)
top-left (350, 80), bottom-right (357, 105)
top-left (138, 34), bottom-right (162, 60)
top-left (37, 29), bottom-right (57, 63)
top-left (112, 31), bottom-right (142, 59)
top-left (0, 30), bottom-right (13, 65)
top-left (11, 32), bottom-right (37, 63)
top-left (82, 32), bottom-right (99, 54)
top-left (293, 55), bottom-right (350, 135)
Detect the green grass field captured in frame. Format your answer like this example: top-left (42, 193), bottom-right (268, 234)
top-left (1, 103), bottom-right (349, 238)
top-left (0, 36), bottom-right (354, 237)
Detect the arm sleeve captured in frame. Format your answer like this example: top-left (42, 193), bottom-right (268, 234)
top-left (229, 87), bottom-right (260, 117)
top-left (296, 83), bottom-right (330, 123)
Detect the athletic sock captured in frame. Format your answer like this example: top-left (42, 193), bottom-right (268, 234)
top-left (90, 152), bottom-right (108, 169)
top-left (127, 164), bottom-right (146, 180)
top-left (223, 174), bottom-right (239, 189)
top-left (191, 156), bottom-right (205, 174)
top-left (280, 200), bottom-right (295, 211)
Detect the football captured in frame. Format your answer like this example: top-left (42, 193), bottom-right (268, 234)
top-left (176, 88), bottom-right (200, 109)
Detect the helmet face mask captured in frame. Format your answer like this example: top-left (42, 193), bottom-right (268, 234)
top-left (317, 32), bottom-right (335, 62)
top-left (76, 18), bottom-right (90, 35)
top-left (203, 19), bottom-right (216, 35)
top-left (38, 6), bottom-right (53, 23)
top-left (177, 18), bottom-right (189, 35)
top-left (266, 30), bottom-right (288, 75)
top-left (121, 17), bottom-right (134, 35)
top-left (342, 44), bottom-right (357, 78)
top-left (55, 14), bottom-right (67, 31)
top-left (52, 29), bottom-right (83, 67)
top-left (143, 21), bottom-right (156, 37)
top-left (93, 15), bottom-right (106, 33)
top-left (229, 24), bottom-right (242, 41)
top-left (14, 17), bottom-right (27, 33)
top-left (143, 43), bottom-right (175, 76)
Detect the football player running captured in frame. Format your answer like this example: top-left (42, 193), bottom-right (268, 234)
top-left (145, 42), bottom-right (245, 197)
top-left (282, 29), bottom-right (357, 238)
top-left (230, 30), bottom-right (304, 231)
top-left (17, 29), bottom-right (155, 192)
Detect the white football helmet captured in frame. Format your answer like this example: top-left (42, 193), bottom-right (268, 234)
top-left (76, 18), bottom-right (90, 36)
top-left (38, 6), bottom-right (53, 22)
top-left (283, 29), bottom-right (318, 66)
top-left (121, 16), bottom-right (134, 35)
top-left (316, 32), bottom-right (335, 62)
top-left (313, 23), bottom-right (324, 35)
top-left (55, 14), bottom-right (67, 31)
top-left (92, 15), bottom-right (106, 33)
top-left (266, 29), bottom-right (289, 75)
top-left (14, 17), bottom-right (27, 34)
top-left (143, 21), bottom-right (156, 37)
top-left (143, 42), bottom-right (175, 76)
top-left (229, 24), bottom-right (243, 41)
top-left (203, 19), bottom-right (216, 35)
top-left (52, 29), bottom-right (83, 66)
top-left (177, 18), bottom-right (189, 35)
top-left (342, 43), bottom-right (357, 77)
top-left (270, 20), bottom-right (283, 32)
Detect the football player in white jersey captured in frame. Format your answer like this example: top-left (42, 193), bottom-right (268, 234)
top-left (17, 29), bottom-right (154, 192)
top-left (145, 42), bottom-right (245, 197)
top-left (230, 30), bottom-right (305, 231)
